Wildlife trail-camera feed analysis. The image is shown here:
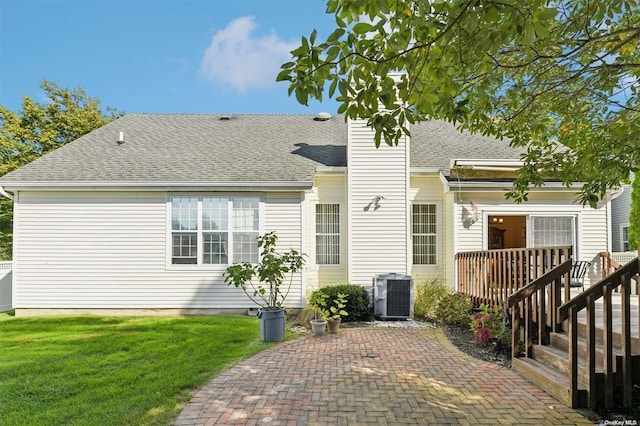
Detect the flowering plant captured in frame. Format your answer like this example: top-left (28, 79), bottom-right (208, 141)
top-left (470, 303), bottom-right (508, 345)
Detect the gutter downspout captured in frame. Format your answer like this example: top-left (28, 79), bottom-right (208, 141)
top-left (0, 186), bottom-right (13, 200)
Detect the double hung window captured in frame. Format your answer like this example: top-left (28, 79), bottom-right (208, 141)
top-left (170, 196), bottom-right (259, 265)
top-left (315, 203), bottom-right (340, 265)
top-left (622, 226), bottom-right (630, 251)
top-left (412, 204), bottom-right (437, 265)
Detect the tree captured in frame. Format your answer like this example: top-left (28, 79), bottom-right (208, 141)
top-left (627, 175), bottom-right (640, 250)
top-left (0, 80), bottom-right (122, 259)
top-left (278, 0), bottom-right (639, 207)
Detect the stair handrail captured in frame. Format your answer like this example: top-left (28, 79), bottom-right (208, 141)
top-left (557, 256), bottom-right (639, 410)
top-left (508, 260), bottom-right (571, 307)
top-left (599, 251), bottom-right (622, 279)
top-left (558, 259), bottom-right (637, 318)
top-left (507, 260), bottom-right (571, 364)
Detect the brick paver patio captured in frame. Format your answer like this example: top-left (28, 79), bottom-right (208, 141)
top-left (175, 327), bottom-right (594, 425)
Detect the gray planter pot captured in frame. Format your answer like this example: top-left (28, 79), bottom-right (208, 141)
top-left (310, 319), bottom-right (327, 336)
top-left (257, 309), bottom-right (286, 342)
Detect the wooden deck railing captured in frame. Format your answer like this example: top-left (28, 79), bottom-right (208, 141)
top-left (457, 246), bottom-right (572, 307)
top-left (507, 260), bottom-right (572, 356)
top-left (600, 251), bottom-right (639, 295)
top-left (557, 257), bottom-right (640, 409)
top-left (600, 251), bottom-right (623, 279)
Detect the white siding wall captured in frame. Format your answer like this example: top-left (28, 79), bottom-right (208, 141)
top-left (306, 175), bottom-right (348, 293)
top-left (264, 192), bottom-right (304, 306)
top-left (347, 120), bottom-right (409, 285)
top-left (453, 191), bottom-right (610, 286)
top-left (409, 175), bottom-right (448, 285)
top-left (13, 190), bottom-right (304, 310)
top-left (611, 184), bottom-right (631, 252)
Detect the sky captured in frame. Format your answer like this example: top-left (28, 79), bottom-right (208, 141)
top-left (0, 0), bottom-right (340, 115)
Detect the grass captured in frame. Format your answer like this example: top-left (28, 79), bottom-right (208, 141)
top-left (0, 313), bottom-right (271, 425)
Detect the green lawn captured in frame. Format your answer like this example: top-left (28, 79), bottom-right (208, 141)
top-left (0, 312), bottom-right (272, 425)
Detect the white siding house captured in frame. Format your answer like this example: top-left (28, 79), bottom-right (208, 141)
top-left (0, 261), bottom-right (11, 312)
top-left (611, 183), bottom-right (632, 252)
top-left (12, 190), bottom-right (303, 312)
top-left (347, 120), bottom-right (410, 285)
top-left (0, 114), bottom-right (618, 315)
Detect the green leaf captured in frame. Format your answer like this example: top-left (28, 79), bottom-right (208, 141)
top-left (295, 89), bottom-right (308, 106)
top-left (329, 78), bottom-right (338, 98)
top-left (538, 7), bottom-right (558, 20)
top-left (275, 69), bottom-right (291, 82)
top-left (353, 22), bottom-right (374, 34)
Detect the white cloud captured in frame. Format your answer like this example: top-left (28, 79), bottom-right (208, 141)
top-left (200, 16), bottom-right (297, 93)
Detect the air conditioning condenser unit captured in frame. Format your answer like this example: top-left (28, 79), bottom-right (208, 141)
top-left (373, 273), bottom-right (414, 319)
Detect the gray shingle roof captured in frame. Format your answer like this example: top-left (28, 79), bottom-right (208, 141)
top-left (0, 113), bottom-right (525, 185)
top-left (410, 120), bottom-right (526, 172)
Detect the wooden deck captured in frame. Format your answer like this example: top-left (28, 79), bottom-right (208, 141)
top-left (575, 290), bottom-right (640, 339)
top-left (461, 248), bottom-right (640, 409)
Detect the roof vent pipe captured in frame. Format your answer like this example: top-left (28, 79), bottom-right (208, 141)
top-left (315, 112), bottom-right (332, 121)
top-left (117, 132), bottom-right (125, 145)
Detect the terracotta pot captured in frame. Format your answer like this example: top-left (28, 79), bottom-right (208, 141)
top-left (327, 317), bottom-right (341, 334)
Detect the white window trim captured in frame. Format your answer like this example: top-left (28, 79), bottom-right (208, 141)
top-left (620, 223), bottom-right (630, 252)
top-left (528, 214), bottom-right (579, 259)
top-left (313, 202), bottom-right (343, 267)
top-left (165, 193), bottom-right (264, 270)
top-left (411, 201), bottom-right (440, 268)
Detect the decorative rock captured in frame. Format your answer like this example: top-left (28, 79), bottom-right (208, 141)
top-left (295, 308), bottom-right (318, 329)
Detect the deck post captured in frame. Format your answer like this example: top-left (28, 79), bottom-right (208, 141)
top-left (603, 282), bottom-right (614, 408)
top-left (621, 273), bottom-right (632, 408)
top-left (511, 304), bottom-right (520, 357)
top-left (568, 306), bottom-right (578, 408)
top-left (538, 287), bottom-right (545, 345)
top-left (586, 295), bottom-right (596, 409)
top-left (525, 297), bottom-right (533, 357)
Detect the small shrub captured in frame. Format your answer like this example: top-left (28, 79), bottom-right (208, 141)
top-left (470, 303), bottom-right (509, 346)
top-left (413, 279), bottom-right (449, 320)
top-left (435, 292), bottom-right (472, 326)
top-left (312, 284), bottom-right (372, 322)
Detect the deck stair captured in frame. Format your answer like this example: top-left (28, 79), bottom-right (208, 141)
top-left (511, 327), bottom-right (640, 408)
top-left (506, 257), bottom-right (640, 410)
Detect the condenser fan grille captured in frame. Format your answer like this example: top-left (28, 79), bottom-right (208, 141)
top-left (386, 280), bottom-right (412, 317)
top-left (373, 274), bottom-right (414, 319)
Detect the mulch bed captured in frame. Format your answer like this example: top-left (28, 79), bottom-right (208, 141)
top-left (442, 322), bottom-right (512, 368)
top-left (443, 322), bottom-right (640, 422)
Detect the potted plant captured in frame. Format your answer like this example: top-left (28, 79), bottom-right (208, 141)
top-left (309, 290), bottom-right (348, 334)
top-left (307, 292), bottom-right (328, 336)
top-left (224, 232), bottom-right (304, 342)
top-left (308, 307), bottom-right (328, 337)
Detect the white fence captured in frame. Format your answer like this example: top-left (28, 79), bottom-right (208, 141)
top-left (611, 251), bottom-right (638, 266)
top-left (0, 261), bottom-right (12, 312)
top-left (609, 252), bottom-right (639, 295)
